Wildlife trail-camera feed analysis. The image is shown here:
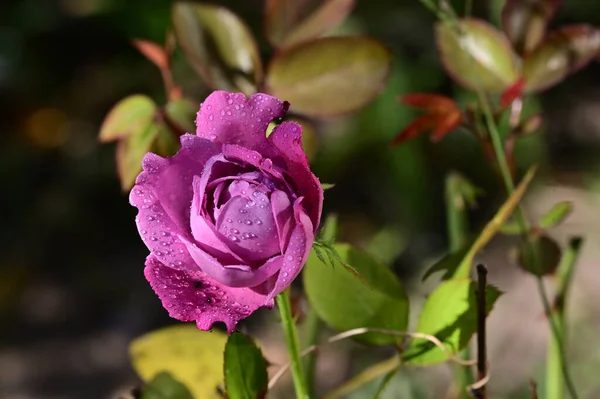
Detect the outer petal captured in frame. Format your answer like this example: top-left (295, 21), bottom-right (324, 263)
top-left (196, 91), bottom-right (288, 156)
top-left (179, 236), bottom-right (285, 288)
top-left (269, 122), bottom-right (323, 231)
top-left (268, 199), bottom-right (314, 300)
top-left (270, 190), bottom-right (294, 252)
top-left (131, 134), bottom-right (219, 234)
top-left (144, 255), bottom-right (273, 333)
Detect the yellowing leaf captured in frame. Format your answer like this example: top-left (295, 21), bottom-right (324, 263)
top-left (99, 95), bottom-right (157, 142)
top-left (130, 325), bottom-right (227, 399)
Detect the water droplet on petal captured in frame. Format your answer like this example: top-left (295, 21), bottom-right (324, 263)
top-left (230, 228), bottom-right (239, 234)
top-left (286, 255), bottom-right (293, 261)
top-left (208, 114), bottom-right (214, 121)
top-left (227, 218), bottom-right (233, 223)
top-left (244, 219), bottom-right (252, 225)
top-left (206, 104), bottom-right (212, 110)
top-left (147, 216), bottom-right (154, 221)
top-left (255, 219), bottom-right (262, 225)
top-left (210, 134), bottom-right (217, 140)
top-left (228, 235), bottom-right (239, 242)
top-left (227, 98), bottom-right (233, 105)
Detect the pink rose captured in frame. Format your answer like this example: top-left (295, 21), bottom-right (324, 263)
top-left (130, 91), bottom-right (323, 332)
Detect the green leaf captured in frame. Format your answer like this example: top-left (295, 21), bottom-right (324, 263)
top-left (517, 234), bottom-right (562, 276)
top-left (224, 333), bottom-right (268, 399)
top-left (172, 2), bottom-right (262, 95)
top-left (117, 121), bottom-right (164, 190)
top-left (303, 243), bottom-right (409, 345)
top-left (273, 0), bottom-right (355, 48)
top-left (452, 166), bottom-right (537, 279)
top-left (321, 183), bottom-right (336, 190)
top-left (501, 0), bottom-right (562, 54)
top-left (436, 18), bottom-right (520, 93)
top-left (523, 24), bottom-right (600, 93)
top-left (99, 95), bottom-right (157, 142)
top-left (539, 201), bottom-right (573, 230)
top-left (141, 372), bottom-right (193, 399)
top-left (446, 172), bottom-right (483, 210)
top-left (165, 98), bottom-right (197, 133)
top-left (266, 37), bottom-right (391, 117)
top-left (422, 245), bottom-right (472, 282)
top-left (403, 280), bottom-right (502, 365)
top-left (499, 219), bottom-right (526, 235)
top-left (129, 325), bottom-right (228, 399)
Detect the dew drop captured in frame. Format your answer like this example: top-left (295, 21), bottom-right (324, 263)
top-left (206, 104), bottom-right (212, 110)
top-left (283, 272), bottom-right (289, 277)
top-left (230, 228), bottom-right (239, 234)
top-left (147, 216), bottom-right (154, 221)
top-left (151, 237), bottom-right (158, 241)
top-left (239, 209), bottom-right (248, 214)
top-left (241, 232), bottom-right (250, 240)
top-left (227, 98), bottom-right (233, 105)
top-left (244, 219), bottom-right (252, 225)
top-left (141, 230), bottom-right (147, 234)
top-left (226, 110), bottom-right (232, 116)
top-left (228, 234), bottom-right (239, 242)
top-left (286, 255), bottom-right (293, 261)
top-left (208, 114), bottom-right (214, 121)
top-left (210, 134), bottom-right (217, 140)
top-left (226, 218), bottom-right (233, 223)
top-left (254, 219), bottom-right (262, 225)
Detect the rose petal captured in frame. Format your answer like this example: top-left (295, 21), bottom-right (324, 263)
top-left (215, 193), bottom-right (281, 262)
top-left (132, 134), bottom-right (219, 234)
top-left (179, 236), bottom-right (285, 288)
top-left (270, 190), bottom-right (294, 252)
top-left (268, 200), bottom-right (314, 300)
top-left (144, 255), bottom-right (273, 333)
top-left (269, 122), bottom-right (323, 231)
top-left (196, 91), bottom-right (288, 156)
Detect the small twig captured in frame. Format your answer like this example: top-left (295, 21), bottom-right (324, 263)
top-left (471, 264), bottom-right (488, 399)
top-left (268, 327), bottom-right (476, 390)
top-left (529, 379), bottom-right (539, 399)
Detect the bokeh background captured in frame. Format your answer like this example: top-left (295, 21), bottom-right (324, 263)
top-left (3, 0), bottom-right (600, 398)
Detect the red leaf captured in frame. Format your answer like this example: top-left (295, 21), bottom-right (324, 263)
top-left (393, 93), bottom-right (463, 146)
top-left (133, 39), bottom-right (169, 70)
top-left (500, 78), bottom-right (525, 108)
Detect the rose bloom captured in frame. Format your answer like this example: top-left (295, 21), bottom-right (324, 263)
top-left (130, 91), bottom-right (323, 332)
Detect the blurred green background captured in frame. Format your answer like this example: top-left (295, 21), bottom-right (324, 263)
top-left (3, 0), bottom-right (600, 398)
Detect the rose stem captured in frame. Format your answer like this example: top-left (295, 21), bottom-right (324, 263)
top-left (277, 288), bottom-right (310, 399)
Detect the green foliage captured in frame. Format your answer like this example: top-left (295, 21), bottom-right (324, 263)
top-left (141, 372), bottom-right (193, 399)
top-left (539, 201), bottom-right (573, 230)
top-left (172, 2), bottom-right (262, 95)
top-left (224, 333), bottom-right (268, 399)
top-left (403, 279), bottom-right (502, 365)
top-left (436, 19), bottom-right (519, 93)
top-left (266, 37), bottom-right (392, 117)
top-left (99, 95), bottom-right (157, 142)
top-left (303, 243), bottom-right (409, 346)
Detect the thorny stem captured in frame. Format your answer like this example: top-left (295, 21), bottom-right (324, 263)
top-left (277, 289), bottom-right (310, 399)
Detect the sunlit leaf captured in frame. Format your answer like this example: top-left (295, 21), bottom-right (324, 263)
top-left (117, 122), bottom-right (164, 190)
top-left (436, 18), bottom-right (520, 93)
top-left (172, 2), bottom-right (262, 95)
top-left (422, 245), bottom-right (472, 282)
top-left (266, 37), bottom-right (391, 117)
top-left (321, 183), bottom-right (336, 190)
top-left (403, 280), bottom-right (502, 365)
top-left (523, 24), bottom-right (600, 93)
top-left (303, 243), bottom-right (409, 345)
top-left (517, 234), bottom-right (562, 276)
top-left (224, 333), bottom-right (268, 399)
top-left (539, 201), bottom-right (573, 229)
top-left (141, 372), bottom-right (193, 399)
top-left (99, 95), bottom-right (157, 142)
top-left (501, 0), bottom-right (562, 54)
top-left (130, 325), bottom-right (227, 399)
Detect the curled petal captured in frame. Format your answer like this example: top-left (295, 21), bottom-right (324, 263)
top-left (179, 236), bottom-right (284, 288)
top-left (271, 190), bottom-right (294, 252)
top-left (269, 122), bottom-right (323, 230)
top-left (268, 200), bottom-right (314, 300)
top-left (196, 91), bottom-right (289, 156)
top-left (144, 255), bottom-right (273, 333)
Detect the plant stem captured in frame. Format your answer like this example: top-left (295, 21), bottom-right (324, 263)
top-left (302, 306), bottom-right (321, 398)
top-left (277, 289), bottom-right (310, 399)
top-left (479, 97), bottom-right (579, 399)
top-left (546, 237), bottom-right (583, 399)
top-left (445, 173), bottom-right (474, 396)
